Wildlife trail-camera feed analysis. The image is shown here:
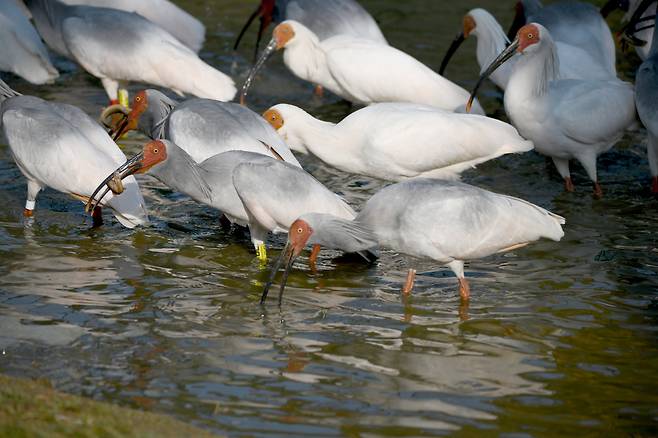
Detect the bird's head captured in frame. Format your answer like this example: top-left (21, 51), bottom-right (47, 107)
top-left (239, 20), bottom-right (312, 105)
top-left (260, 218), bottom-right (314, 305)
top-left (466, 23), bottom-right (545, 112)
top-left (103, 89), bottom-right (175, 140)
top-left (262, 104), bottom-right (311, 153)
top-left (85, 140), bottom-right (168, 214)
top-left (439, 9), bottom-right (497, 75)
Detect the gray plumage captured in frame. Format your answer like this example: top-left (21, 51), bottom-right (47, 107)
top-left (138, 90), bottom-right (301, 166)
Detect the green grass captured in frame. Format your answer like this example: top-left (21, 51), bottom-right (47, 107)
top-left (0, 374), bottom-right (218, 438)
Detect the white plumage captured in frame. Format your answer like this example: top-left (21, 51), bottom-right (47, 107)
top-left (0, 0), bottom-right (59, 84)
top-left (264, 102), bottom-right (533, 181)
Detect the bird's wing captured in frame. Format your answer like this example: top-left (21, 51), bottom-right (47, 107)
top-left (636, 59), bottom-right (658, 136)
top-left (169, 101), bottom-right (299, 165)
top-left (61, 8), bottom-right (234, 100)
top-left (346, 104), bottom-right (531, 178)
top-left (60, 0), bottom-right (205, 52)
top-left (362, 180), bottom-right (564, 261)
top-left (49, 101), bottom-right (127, 164)
top-left (324, 38), bottom-right (471, 110)
top-left (233, 160), bottom-right (355, 233)
top-left (0, 1), bottom-right (58, 84)
top-left (2, 104), bottom-right (124, 197)
top-left (286, 0), bottom-right (386, 44)
top-left (550, 79), bottom-right (636, 146)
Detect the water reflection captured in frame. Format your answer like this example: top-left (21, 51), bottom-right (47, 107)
top-left (0, 0), bottom-right (657, 435)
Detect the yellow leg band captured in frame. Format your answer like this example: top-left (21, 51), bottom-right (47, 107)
top-left (118, 89), bottom-right (130, 108)
top-left (256, 243), bottom-right (267, 262)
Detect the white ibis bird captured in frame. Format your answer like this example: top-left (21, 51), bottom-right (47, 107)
top-left (0, 0), bottom-right (59, 84)
top-left (261, 178), bottom-right (565, 305)
top-left (439, 8), bottom-right (616, 90)
top-left (60, 0), bottom-right (205, 53)
top-left (240, 20), bottom-right (485, 114)
top-left (467, 23), bottom-right (636, 197)
top-left (262, 102), bottom-right (533, 181)
top-left (635, 15), bottom-right (658, 193)
top-left (508, 0), bottom-right (617, 75)
top-left (0, 79), bottom-right (148, 227)
top-left (234, 0), bottom-right (387, 60)
top-left (25, 0), bottom-right (235, 104)
top-left (88, 140), bottom-right (357, 261)
top-left (103, 89), bottom-right (301, 166)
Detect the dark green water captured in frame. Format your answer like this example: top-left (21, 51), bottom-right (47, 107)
top-left (1, 0), bottom-right (657, 436)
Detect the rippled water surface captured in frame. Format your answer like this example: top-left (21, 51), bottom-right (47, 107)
top-left (1, 0), bottom-right (658, 436)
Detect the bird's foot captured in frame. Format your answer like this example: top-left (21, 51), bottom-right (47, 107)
top-left (23, 208), bottom-right (33, 218)
top-left (309, 244), bottom-right (321, 273)
top-left (92, 206), bottom-right (103, 228)
top-left (458, 277), bottom-right (470, 301)
top-left (256, 243), bottom-right (267, 262)
top-left (313, 85), bottom-right (324, 98)
top-left (651, 176), bottom-right (658, 194)
top-left (593, 182), bottom-right (603, 199)
top-left (564, 177), bottom-right (575, 192)
top-left (401, 269), bottom-right (416, 295)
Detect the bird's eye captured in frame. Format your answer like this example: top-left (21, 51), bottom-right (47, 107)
top-left (153, 148), bottom-right (159, 154)
top-left (136, 96), bottom-right (141, 102)
top-left (297, 228), bottom-right (303, 234)
top-left (528, 33), bottom-right (534, 39)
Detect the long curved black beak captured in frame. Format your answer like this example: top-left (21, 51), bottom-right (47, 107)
top-left (439, 32), bottom-right (465, 76)
top-left (261, 242), bottom-right (296, 306)
top-left (85, 152), bottom-right (144, 214)
top-left (234, 5), bottom-right (267, 62)
top-left (618, 0), bottom-right (657, 48)
top-left (240, 38), bottom-right (278, 105)
top-left (467, 39), bottom-right (519, 113)
top-left (507, 4), bottom-right (526, 41)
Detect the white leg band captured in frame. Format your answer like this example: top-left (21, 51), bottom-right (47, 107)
top-left (25, 200), bottom-right (36, 210)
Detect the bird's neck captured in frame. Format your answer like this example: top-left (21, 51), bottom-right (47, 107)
top-left (150, 145), bottom-right (213, 205)
top-left (283, 34), bottom-right (328, 86)
top-left (473, 20), bottom-right (509, 72)
top-left (287, 113), bottom-right (354, 168)
top-left (506, 42), bottom-right (559, 105)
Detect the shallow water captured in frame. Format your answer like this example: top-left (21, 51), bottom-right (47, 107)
top-left (1, 0), bottom-right (658, 436)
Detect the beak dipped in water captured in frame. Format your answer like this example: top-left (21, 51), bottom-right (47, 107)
top-left (466, 38), bottom-right (519, 113)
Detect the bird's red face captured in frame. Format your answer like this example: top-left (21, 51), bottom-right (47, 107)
top-left (463, 14), bottom-right (476, 38)
top-left (263, 108), bottom-right (284, 130)
top-left (139, 140), bottom-right (167, 174)
top-left (273, 23), bottom-right (295, 49)
top-left (517, 24), bottom-right (541, 53)
top-left (289, 219), bottom-right (314, 257)
top-left (105, 90), bottom-right (149, 140)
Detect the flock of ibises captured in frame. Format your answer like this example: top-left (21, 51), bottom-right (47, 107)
top-left (0, 0), bottom-right (656, 305)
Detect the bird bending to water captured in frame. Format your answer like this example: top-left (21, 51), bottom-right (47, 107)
top-left (26, 0), bottom-right (235, 104)
top-left (234, 0), bottom-right (387, 60)
top-left (240, 20), bottom-right (485, 114)
top-left (467, 23), bottom-right (636, 197)
top-left (0, 0), bottom-right (59, 84)
top-left (261, 179), bottom-right (565, 305)
top-left (88, 141), bottom-right (356, 261)
top-left (104, 89), bottom-right (301, 166)
top-left (60, 0), bottom-right (205, 53)
top-left (440, 8), bottom-right (616, 90)
top-left (634, 15), bottom-right (658, 193)
top-left (0, 79), bottom-right (148, 227)
top-left (263, 102), bottom-right (533, 181)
